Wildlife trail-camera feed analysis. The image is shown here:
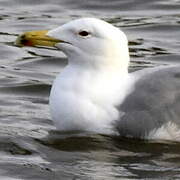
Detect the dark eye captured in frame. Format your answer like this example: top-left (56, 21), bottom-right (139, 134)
top-left (78, 31), bottom-right (90, 37)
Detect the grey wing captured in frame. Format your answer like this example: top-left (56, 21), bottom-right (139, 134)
top-left (116, 66), bottom-right (180, 138)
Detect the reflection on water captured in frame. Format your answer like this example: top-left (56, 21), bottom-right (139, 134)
top-left (0, 0), bottom-right (180, 179)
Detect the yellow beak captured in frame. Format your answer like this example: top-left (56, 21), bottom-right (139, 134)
top-left (15, 30), bottom-right (62, 47)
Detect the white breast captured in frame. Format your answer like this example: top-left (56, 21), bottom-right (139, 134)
top-left (49, 65), bottom-right (134, 134)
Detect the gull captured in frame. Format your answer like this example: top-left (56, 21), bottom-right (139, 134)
top-left (16, 18), bottom-right (180, 141)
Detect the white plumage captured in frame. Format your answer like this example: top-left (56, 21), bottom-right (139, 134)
top-left (40, 18), bottom-right (180, 141)
top-left (48, 18), bottom-right (135, 134)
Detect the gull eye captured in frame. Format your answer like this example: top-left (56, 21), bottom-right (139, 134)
top-left (78, 31), bottom-right (90, 37)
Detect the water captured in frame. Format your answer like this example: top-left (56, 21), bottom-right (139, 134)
top-left (0, 0), bottom-right (180, 179)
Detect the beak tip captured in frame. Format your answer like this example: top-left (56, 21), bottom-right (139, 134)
top-left (15, 33), bottom-right (33, 47)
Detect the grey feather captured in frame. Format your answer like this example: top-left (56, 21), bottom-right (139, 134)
top-left (115, 66), bottom-right (180, 138)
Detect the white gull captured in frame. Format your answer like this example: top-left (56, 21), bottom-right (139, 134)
top-left (16, 18), bottom-right (180, 141)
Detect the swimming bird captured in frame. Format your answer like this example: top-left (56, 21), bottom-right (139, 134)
top-left (16, 18), bottom-right (180, 141)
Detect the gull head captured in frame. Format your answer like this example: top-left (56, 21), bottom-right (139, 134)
top-left (16, 18), bottom-right (129, 70)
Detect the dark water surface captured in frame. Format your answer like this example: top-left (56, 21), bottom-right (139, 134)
top-left (0, 0), bottom-right (180, 179)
